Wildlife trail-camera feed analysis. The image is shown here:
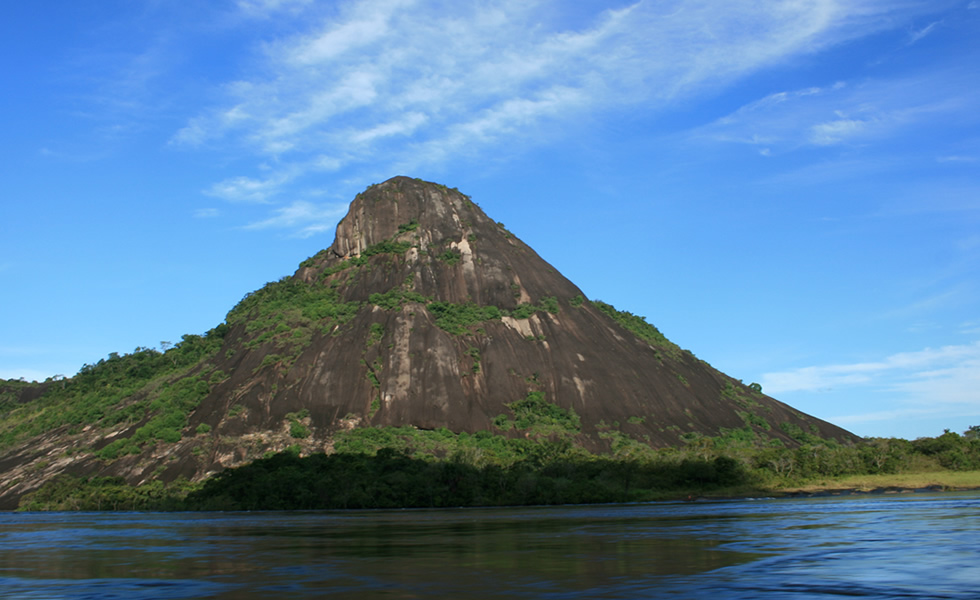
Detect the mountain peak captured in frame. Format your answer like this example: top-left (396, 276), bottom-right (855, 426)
top-left (331, 177), bottom-right (481, 260)
top-left (316, 176), bottom-right (580, 309)
top-left (0, 176), bottom-right (858, 508)
top-left (265, 176), bottom-right (853, 447)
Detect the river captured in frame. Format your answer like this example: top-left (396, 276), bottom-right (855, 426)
top-left (1, 490), bottom-right (977, 599)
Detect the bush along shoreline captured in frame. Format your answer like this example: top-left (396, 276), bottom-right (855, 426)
top-left (17, 425), bottom-right (980, 511)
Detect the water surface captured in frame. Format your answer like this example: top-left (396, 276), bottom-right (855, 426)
top-left (1, 491), bottom-right (977, 598)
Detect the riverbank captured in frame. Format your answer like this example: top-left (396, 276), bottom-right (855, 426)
top-left (694, 470), bottom-right (980, 501)
top-left (15, 452), bottom-right (980, 511)
top-left (773, 470), bottom-right (980, 496)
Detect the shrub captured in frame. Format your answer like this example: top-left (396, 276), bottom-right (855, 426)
top-left (539, 297), bottom-right (560, 315)
top-left (466, 347), bottom-right (481, 373)
top-left (593, 300), bottom-right (678, 352)
top-left (426, 302), bottom-right (501, 335)
top-left (370, 289), bottom-right (428, 311)
top-left (362, 240), bottom-right (412, 256)
top-left (437, 248), bottom-right (462, 265)
top-left (397, 219), bottom-right (419, 233)
top-left (290, 421), bottom-right (310, 439)
top-left (286, 410), bottom-right (311, 439)
top-left (367, 323), bottom-right (385, 347)
top-left (505, 391), bottom-right (581, 436)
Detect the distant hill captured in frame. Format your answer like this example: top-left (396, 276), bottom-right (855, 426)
top-left (0, 176), bottom-right (857, 508)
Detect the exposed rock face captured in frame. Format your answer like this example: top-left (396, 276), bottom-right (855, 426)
top-left (0, 176), bottom-right (858, 508)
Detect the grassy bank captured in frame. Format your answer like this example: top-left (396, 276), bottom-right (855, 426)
top-left (771, 470), bottom-right (980, 495)
top-left (635, 470), bottom-right (980, 502)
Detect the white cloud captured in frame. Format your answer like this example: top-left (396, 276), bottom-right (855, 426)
top-left (244, 200), bottom-right (348, 238)
top-left (347, 112), bottom-right (428, 146)
top-left (878, 288), bottom-right (968, 320)
top-left (938, 155), bottom-right (980, 163)
top-left (694, 68), bottom-right (978, 153)
top-left (175, 0), bottom-right (949, 173)
top-left (762, 341), bottom-right (980, 394)
top-left (204, 173), bottom-right (292, 203)
top-left (194, 208), bottom-right (221, 218)
top-left (171, 118), bottom-right (212, 147)
top-left (809, 117), bottom-right (870, 145)
top-left (283, 0), bottom-right (413, 64)
top-left (165, 0), bottom-right (960, 236)
top-left (761, 341), bottom-right (980, 435)
top-left (832, 406), bottom-right (936, 426)
top-left (907, 20), bottom-right (942, 44)
top-left (959, 321), bottom-right (980, 335)
top-left (895, 355), bottom-right (980, 404)
top-left (237, 0), bottom-right (313, 18)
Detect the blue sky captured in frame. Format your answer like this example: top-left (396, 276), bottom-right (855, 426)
top-left (2, 0), bottom-right (978, 440)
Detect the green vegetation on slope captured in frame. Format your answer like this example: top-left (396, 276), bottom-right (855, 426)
top-left (592, 300), bottom-right (680, 354)
top-left (368, 289), bottom-right (429, 310)
top-left (365, 294), bottom-right (564, 336)
top-left (425, 301), bottom-right (502, 334)
top-left (493, 390), bottom-right (581, 436)
top-left (0, 242), bottom-right (384, 458)
top-left (95, 376), bottom-right (211, 459)
top-left (228, 276), bottom-right (361, 345)
top-left (0, 238), bottom-right (574, 464)
top-left (0, 331), bottom-right (225, 452)
top-left (18, 475), bottom-right (197, 512)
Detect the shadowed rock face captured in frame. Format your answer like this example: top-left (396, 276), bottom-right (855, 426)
top-left (0, 176), bottom-right (857, 507)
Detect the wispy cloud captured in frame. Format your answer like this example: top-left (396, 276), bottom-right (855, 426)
top-left (878, 288), bottom-right (970, 321)
top-left (762, 341), bottom-right (980, 395)
top-left (694, 70), bottom-right (978, 154)
top-left (171, 0), bottom-right (949, 224)
top-left (204, 173), bottom-right (295, 203)
top-left (243, 200), bottom-right (348, 238)
top-left (237, 0), bottom-right (313, 18)
top-left (194, 208), bottom-right (221, 218)
top-left (937, 155), bottom-right (980, 163)
top-left (956, 234), bottom-right (980, 252)
top-left (56, 5), bottom-right (221, 149)
top-left (831, 406), bottom-right (937, 427)
top-left (809, 116), bottom-right (871, 146)
top-left (907, 20), bottom-right (942, 45)
top-left (893, 349), bottom-right (980, 404)
top-left (960, 321), bottom-right (980, 335)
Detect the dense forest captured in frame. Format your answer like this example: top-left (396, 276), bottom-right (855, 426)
top-left (18, 421), bottom-right (980, 511)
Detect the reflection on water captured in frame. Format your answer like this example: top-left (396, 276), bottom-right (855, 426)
top-left (0, 491), bottom-right (977, 599)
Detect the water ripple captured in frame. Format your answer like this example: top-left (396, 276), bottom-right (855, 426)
top-left (0, 491), bottom-right (976, 599)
